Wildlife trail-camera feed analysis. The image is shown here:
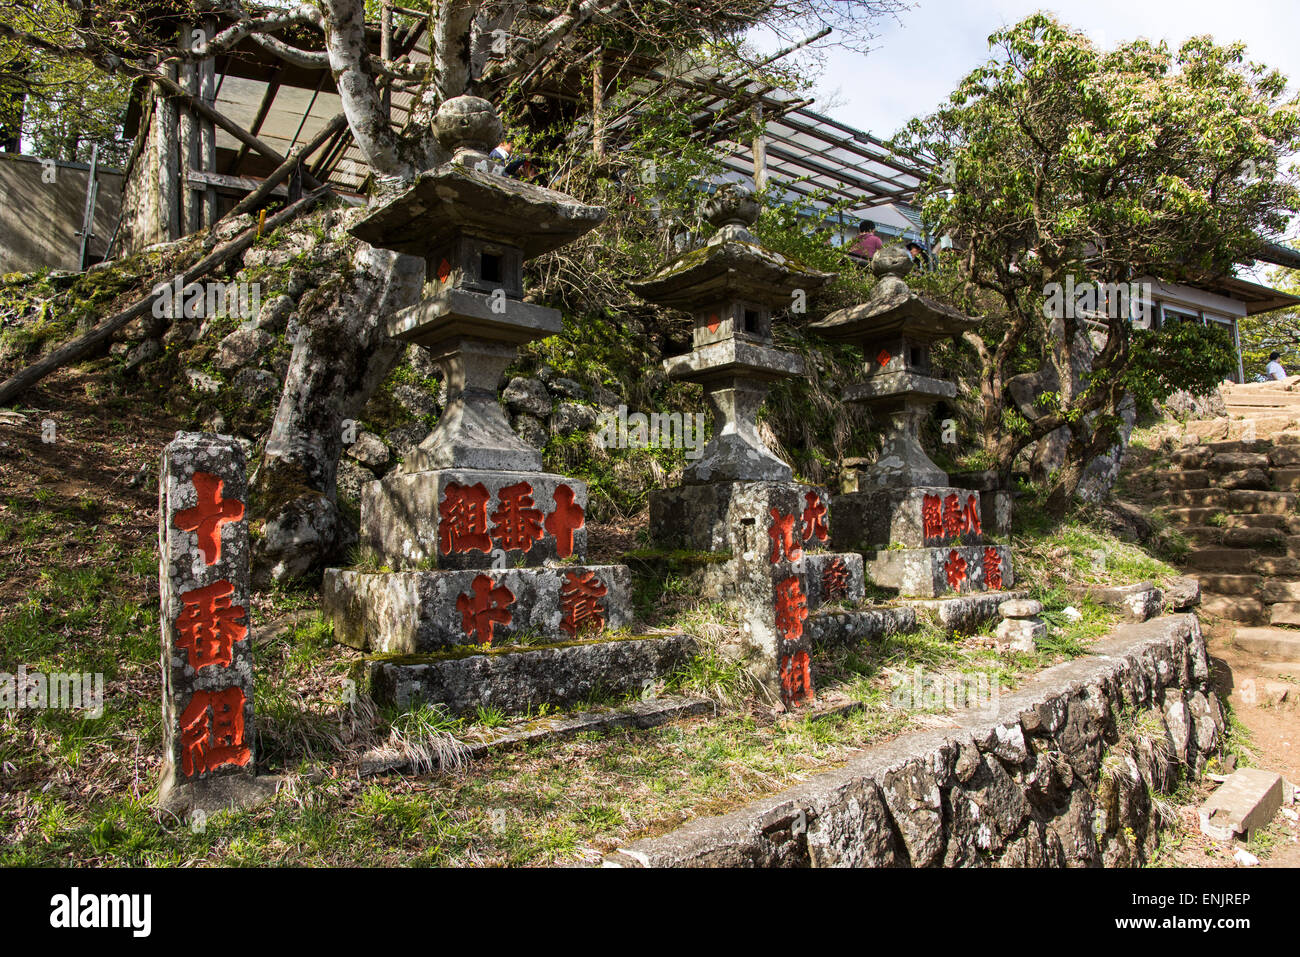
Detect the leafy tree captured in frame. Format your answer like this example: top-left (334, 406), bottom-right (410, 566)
top-left (894, 14), bottom-right (1300, 515)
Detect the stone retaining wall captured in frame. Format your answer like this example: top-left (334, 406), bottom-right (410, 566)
top-left (604, 614), bottom-right (1222, 867)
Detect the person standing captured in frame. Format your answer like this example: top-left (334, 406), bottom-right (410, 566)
top-left (849, 220), bottom-right (884, 260)
top-left (1267, 351), bottom-right (1288, 380)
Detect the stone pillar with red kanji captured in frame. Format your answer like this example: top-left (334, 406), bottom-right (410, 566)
top-left (157, 432), bottom-right (277, 814)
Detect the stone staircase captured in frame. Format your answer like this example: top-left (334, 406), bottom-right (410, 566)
top-left (1144, 381), bottom-right (1300, 662)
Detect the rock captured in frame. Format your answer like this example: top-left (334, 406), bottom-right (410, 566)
top-left (1233, 848), bottom-right (1260, 867)
top-left (879, 760), bottom-right (945, 867)
top-left (336, 458), bottom-right (376, 503)
top-left (591, 384), bottom-right (621, 409)
top-left (502, 377), bottom-right (552, 417)
top-left (253, 493), bottom-right (342, 587)
top-left (392, 382), bottom-right (439, 418)
top-left (215, 326), bottom-right (275, 371)
top-left (1164, 576), bottom-right (1201, 611)
top-left (241, 244), bottom-right (299, 269)
top-left (185, 369), bottom-right (221, 394)
top-left (405, 343), bottom-right (439, 380)
top-left (346, 431), bottom-right (390, 470)
top-left (1071, 582), bottom-right (1163, 622)
top-left (1061, 606), bottom-right (1083, 622)
top-left (230, 368), bottom-right (280, 407)
top-left (163, 321), bottom-right (199, 346)
top-left (1163, 388), bottom-right (1227, 420)
top-left (553, 401), bottom-right (600, 435)
top-left (385, 422), bottom-right (429, 458)
top-left (252, 294), bottom-right (295, 332)
top-left (1199, 769), bottom-right (1284, 842)
top-left (999, 599), bottom-right (1043, 619)
top-left (1218, 468), bottom-right (1270, 491)
top-left (995, 617), bottom-right (1045, 653)
top-left (513, 413), bottom-right (548, 448)
top-left (549, 376), bottom-right (587, 400)
top-left (124, 339), bottom-right (162, 372)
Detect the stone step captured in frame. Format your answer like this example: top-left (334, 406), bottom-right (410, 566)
top-left (1226, 489), bottom-right (1296, 514)
top-left (1165, 506), bottom-right (1225, 526)
top-left (1222, 526), bottom-right (1286, 550)
top-left (1195, 573), bottom-right (1262, 596)
top-left (1275, 469), bottom-right (1300, 491)
top-left (1229, 513), bottom-right (1288, 530)
top-left (1205, 439), bottom-right (1275, 455)
top-left (1170, 447), bottom-right (1213, 469)
top-left (1269, 446), bottom-right (1300, 467)
top-left (1234, 626), bottom-right (1300, 657)
top-left (1153, 469), bottom-right (1210, 490)
top-left (1255, 556), bottom-right (1300, 577)
top-left (1215, 469), bottom-right (1272, 492)
top-left (1201, 594), bottom-right (1266, 623)
top-left (1182, 526), bottom-right (1223, 545)
top-left (1185, 548), bottom-right (1258, 573)
top-left (1169, 488), bottom-right (1229, 508)
top-left (1258, 661), bottom-right (1300, 678)
top-left (1209, 452), bottom-right (1272, 472)
top-left (1261, 580), bottom-right (1300, 603)
top-left (1270, 603), bottom-right (1300, 627)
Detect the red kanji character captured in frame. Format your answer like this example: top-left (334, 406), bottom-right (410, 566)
top-left (983, 547), bottom-right (1003, 590)
top-left (801, 492), bottom-right (829, 543)
top-left (174, 472), bottom-right (244, 566)
top-left (877, 348), bottom-right (892, 368)
top-left (768, 508), bottom-right (803, 563)
top-left (780, 650), bottom-right (814, 707)
top-left (544, 485), bottom-right (585, 559)
top-left (491, 481), bottom-right (546, 552)
top-left (942, 493), bottom-right (966, 538)
top-left (456, 574), bottom-right (515, 645)
top-left (707, 313), bottom-right (721, 333)
top-left (944, 550), bottom-right (968, 591)
top-left (437, 258), bottom-right (452, 283)
top-left (964, 494), bottom-right (983, 537)
top-left (921, 493), bottom-right (943, 540)
top-left (775, 575), bottom-right (808, 642)
top-left (438, 481), bottom-right (492, 554)
top-left (822, 558), bottom-right (851, 601)
top-left (178, 687), bottom-right (250, 777)
top-left (559, 570), bottom-right (608, 638)
top-left (174, 580), bottom-right (247, 671)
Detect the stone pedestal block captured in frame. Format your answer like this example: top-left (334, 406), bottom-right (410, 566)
top-left (361, 468), bottom-right (588, 569)
top-left (158, 432), bottom-right (278, 814)
top-left (832, 486), bottom-right (985, 551)
top-left (866, 544), bottom-right (1014, 598)
top-left (323, 564), bottom-right (633, 654)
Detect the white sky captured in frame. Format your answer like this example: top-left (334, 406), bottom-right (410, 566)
top-left (801, 0), bottom-right (1300, 138)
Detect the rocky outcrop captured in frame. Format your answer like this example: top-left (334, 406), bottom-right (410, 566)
top-left (604, 614), bottom-right (1221, 867)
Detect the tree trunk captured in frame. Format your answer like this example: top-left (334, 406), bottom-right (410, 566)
top-left (251, 242), bottom-right (424, 586)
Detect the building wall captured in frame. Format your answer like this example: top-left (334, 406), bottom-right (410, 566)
top-left (0, 153), bottom-right (123, 275)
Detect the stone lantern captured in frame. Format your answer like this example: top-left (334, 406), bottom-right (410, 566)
top-left (322, 96), bottom-right (632, 656)
top-left (628, 184), bottom-right (866, 708)
top-left (810, 247), bottom-right (1013, 598)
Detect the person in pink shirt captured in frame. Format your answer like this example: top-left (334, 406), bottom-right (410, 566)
top-left (849, 220), bottom-right (884, 259)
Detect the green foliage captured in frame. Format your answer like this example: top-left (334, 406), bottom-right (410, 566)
top-left (1124, 321), bottom-right (1237, 411)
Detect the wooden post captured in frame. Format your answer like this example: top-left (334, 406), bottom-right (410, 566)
top-left (592, 50), bottom-right (605, 160)
top-left (180, 27), bottom-right (202, 235)
top-left (200, 16), bottom-right (219, 227)
top-left (159, 63), bottom-right (181, 242)
top-left (752, 103), bottom-right (768, 192)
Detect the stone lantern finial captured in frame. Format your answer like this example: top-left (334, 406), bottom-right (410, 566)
top-left (434, 95), bottom-right (505, 167)
top-left (703, 184), bottom-right (761, 234)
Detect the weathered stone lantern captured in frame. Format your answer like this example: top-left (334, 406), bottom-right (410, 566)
top-left (810, 247), bottom-right (1013, 598)
top-left (322, 96), bottom-right (632, 657)
top-left (629, 184), bottom-right (866, 708)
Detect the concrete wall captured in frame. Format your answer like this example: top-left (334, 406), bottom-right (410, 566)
top-left (0, 152), bottom-right (123, 275)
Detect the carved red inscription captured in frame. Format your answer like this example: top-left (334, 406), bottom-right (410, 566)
top-left (179, 687), bottom-right (250, 777)
top-left (174, 472), bottom-right (244, 566)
